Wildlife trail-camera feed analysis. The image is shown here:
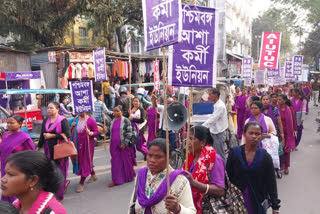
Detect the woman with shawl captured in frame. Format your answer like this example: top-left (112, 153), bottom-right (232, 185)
top-left (146, 95), bottom-right (159, 145)
top-left (69, 112), bottom-right (99, 193)
top-left (291, 89), bottom-right (307, 148)
top-left (108, 105), bottom-right (136, 187)
top-left (129, 138), bottom-right (196, 213)
top-left (227, 122), bottom-right (280, 214)
top-left (236, 88), bottom-right (249, 138)
top-left (129, 97), bottom-right (148, 158)
top-left (183, 126), bottom-right (226, 214)
top-left (302, 82), bottom-right (311, 114)
top-left (0, 115), bottom-right (34, 203)
top-left (37, 102), bottom-right (71, 202)
top-left (261, 95), bottom-right (285, 178)
top-left (277, 95), bottom-right (296, 175)
top-left (242, 101), bottom-right (277, 146)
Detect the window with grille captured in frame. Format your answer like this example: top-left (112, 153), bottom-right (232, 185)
top-left (79, 27), bottom-right (88, 37)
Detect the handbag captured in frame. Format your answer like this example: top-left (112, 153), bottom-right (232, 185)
top-left (53, 138), bottom-right (78, 160)
top-left (202, 163), bottom-right (248, 214)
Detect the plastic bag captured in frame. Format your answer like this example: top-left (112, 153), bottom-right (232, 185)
top-left (261, 135), bottom-right (280, 169)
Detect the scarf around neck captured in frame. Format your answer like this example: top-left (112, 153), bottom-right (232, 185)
top-left (263, 104), bottom-right (276, 127)
top-left (291, 97), bottom-right (303, 112)
top-left (136, 167), bottom-right (186, 214)
top-left (182, 145), bottom-right (216, 214)
top-left (45, 114), bottom-right (66, 134)
top-left (249, 113), bottom-right (267, 134)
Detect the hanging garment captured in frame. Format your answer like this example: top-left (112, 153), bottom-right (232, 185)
top-left (75, 63), bottom-right (82, 79)
top-left (139, 62), bottom-right (146, 76)
top-left (81, 63), bottom-right (88, 78)
top-left (58, 52), bottom-right (65, 73)
top-left (113, 59), bottom-right (119, 77)
top-left (118, 60), bottom-right (124, 78)
top-left (132, 61), bottom-right (139, 83)
top-left (62, 52), bottom-right (70, 77)
top-left (88, 63), bottom-right (95, 78)
top-left (145, 61), bottom-right (152, 76)
top-left (106, 64), bottom-right (111, 78)
top-left (68, 63), bottom-right (75, 79)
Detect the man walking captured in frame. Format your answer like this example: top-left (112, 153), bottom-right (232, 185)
top-left (311, 78), bottom-right (320, 107)
top-left (202, 88), bottom-right (228, 162)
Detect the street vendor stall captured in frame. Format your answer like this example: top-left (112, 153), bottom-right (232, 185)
top-left (0, 89), bottom-right (71, 133)
top-left (0, 71), bottom-right (44, 110)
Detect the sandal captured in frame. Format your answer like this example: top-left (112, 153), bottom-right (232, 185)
top-left (108, 182), bottom-right (116, 188)
top-left (64, 180), bottom-right (70, 194)
top-left (76, 185), bottom-right (84, 193)
top-left (86, 176), bottom-right (98, 184)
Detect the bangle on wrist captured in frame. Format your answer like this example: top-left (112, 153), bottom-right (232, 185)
top-left (204, 184), bottom-right (209, 195)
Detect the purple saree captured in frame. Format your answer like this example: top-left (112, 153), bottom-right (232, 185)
top-left (147, 107), bottom-right (159, 144)
top-left (0, 130), bottom-right (34, 203)
top-left (236, 95), bottom-right (248, 138)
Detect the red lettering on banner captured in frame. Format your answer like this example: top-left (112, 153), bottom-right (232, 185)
top-left (258, 32), bottom-right (282, 69)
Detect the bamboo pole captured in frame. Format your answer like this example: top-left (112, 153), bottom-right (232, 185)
top-left (101, 82), bottom-right (107, 151)
top-left (162, 47), bottom-right (170, 198)
top-left (185, 87), bottom-right (193, 171)
top-left (85, 116), bottom-right (93, 170)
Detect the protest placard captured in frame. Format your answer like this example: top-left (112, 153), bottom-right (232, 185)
top-left (70, 80), bottom-right (94, 115)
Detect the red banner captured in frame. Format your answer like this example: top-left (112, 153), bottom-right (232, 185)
top-left (258, 32), bottom-right (282, 69)
top-left (15, 110), bottom-right (42, 130)
top-left (154, 60), bottom-right (160, 91)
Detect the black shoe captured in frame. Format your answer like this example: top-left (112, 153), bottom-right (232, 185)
top-left (276, 171), bottom-right (282, 179)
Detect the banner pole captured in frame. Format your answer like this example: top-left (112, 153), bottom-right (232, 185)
top-left (185, 87), bottom-right (193, 171)
top-left (86, 116), bottom-right (92, 170)
top-left (162, 47), bottom-right (170, 202)
top-left (101, 82), bottom-right (107, 151)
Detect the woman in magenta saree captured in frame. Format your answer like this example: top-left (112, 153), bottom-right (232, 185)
top-left (146, 96), bottom-right (159, 145)
top-left (37, 102), bottom-right (71, 201)
top-left (0, 115), bottom-right (34, 203)
top-left (235, 88), bottom-right (249, 138)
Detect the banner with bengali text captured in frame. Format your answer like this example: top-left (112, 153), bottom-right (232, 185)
top-left (292, 55), bottom-right (303, 75)
top-left (168, 4), bottom-right (216, 87)
top-left (254, 69), bottom-right (265, 85)
top-left (258, 32), bottom-right (282, 69)
top-left (142, 0), bottom-right (182, 51)
top-left (93, 48), bottom-right (107, 82)
top-left (242, 58), bottom-right (252, 79)
top-left (70, 80), bottom-right (94, 115)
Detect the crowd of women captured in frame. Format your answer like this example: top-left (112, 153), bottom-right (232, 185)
top-left (0, 80), bottom-right (312, 214)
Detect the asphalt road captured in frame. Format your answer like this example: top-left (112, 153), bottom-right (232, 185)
top-left (62, 106), bottom-right (320, 214)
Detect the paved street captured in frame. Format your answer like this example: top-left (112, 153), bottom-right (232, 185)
top-left (62, 106), bottom-right (320, 214)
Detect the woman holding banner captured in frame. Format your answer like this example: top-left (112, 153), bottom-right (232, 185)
top-left (37, 102), bottom-right (71, 202)
top-left (182, 126), bottom-right (225, 214)
top-left (69, 112), bottom-right (99, 193)
top-left (129, 138), bottom-right (196, 214)
top-left (108, 105), bottom-right (136, 187)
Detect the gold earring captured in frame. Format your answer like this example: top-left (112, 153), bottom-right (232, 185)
top-left (30, 187), bottom-right (34, 191)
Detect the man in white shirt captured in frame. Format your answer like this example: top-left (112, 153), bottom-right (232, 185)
top-left (155, 97), bottom-right (176, 152)
top-left (229, 80), bottom-right (236, 97)
top-left (202, 88), bottom-right (228, 162)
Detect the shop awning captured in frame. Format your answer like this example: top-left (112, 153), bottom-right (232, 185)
top-left (226, 51), bottom-right (244, 60)
top-left (0, 89), bottom-right (71, 95)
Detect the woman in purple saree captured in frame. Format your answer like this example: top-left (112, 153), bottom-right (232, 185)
top-left (236, 88), bottom-right (249, 138)
top-left (37, 102), bottom-right (71, 201)
top-left (146, 96), bottom-right (159, 145)
top-left (0, 115), bottom-right (34, 203)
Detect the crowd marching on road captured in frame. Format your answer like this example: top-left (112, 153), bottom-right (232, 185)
top-left (0, 76), bottom-right (318, 214)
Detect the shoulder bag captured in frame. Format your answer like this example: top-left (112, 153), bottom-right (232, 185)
top-left (53, 133), bottom-right (78, 160)
top-left (202, 162), bottom-right (248, 214)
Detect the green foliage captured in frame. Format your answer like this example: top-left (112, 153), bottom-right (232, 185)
top-left (87, 0), bottom-right (143, 52)
top-left (0, 0), bottom-right (94, 50)
top-left (251, 8), bottom-right (293, 61)
top-left (301, 26), bottom-right (320, 64)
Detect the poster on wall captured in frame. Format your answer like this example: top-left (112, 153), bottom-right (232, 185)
top-left (258, 32), bottom-right (282, 69)
top-left (142, 0), bottom-right (182, 51)
top-left (70, 80), bottom-right (94, 115)
top-left (93, 48), bottom-right (107, 82)
top-left (168, 4), bottom-right (216, 88)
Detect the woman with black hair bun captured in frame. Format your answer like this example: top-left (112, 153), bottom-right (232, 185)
top-left (1, 151), bottom-right (67, 214)
top-left (182, 126), bottom-right (226, 214)
top-left (0, 114), bottom-right (35, 203)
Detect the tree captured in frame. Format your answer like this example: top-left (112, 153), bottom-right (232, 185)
top-left (251, 8), bottom-right (293, 61)
top-left (271, 0), bottom-right (320, 29)
top-left (0, 0), bottom-right (94, 50)
top-left (300, 26), bottom-right (320, 65)
top-left (88, 0), bottom-right (143, 52)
